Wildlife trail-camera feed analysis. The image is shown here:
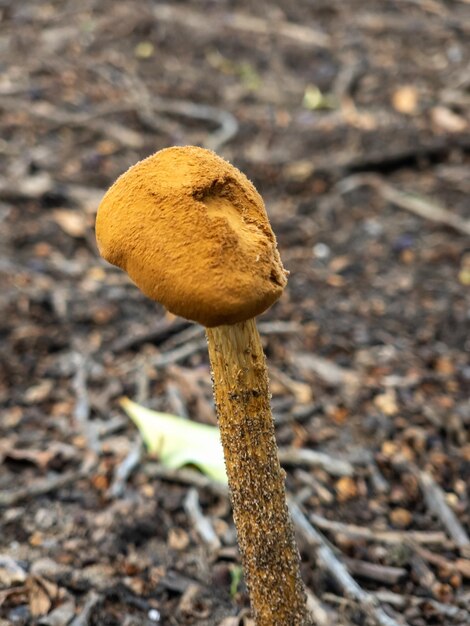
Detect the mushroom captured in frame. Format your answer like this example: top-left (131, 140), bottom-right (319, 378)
top-left (96, 146), bottom-right (310, 625)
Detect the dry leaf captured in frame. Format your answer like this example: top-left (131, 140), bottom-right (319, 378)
top-left (283, 160), bottom-right (315, 183)
top-left (28, 576), bottom-right (57, 617)
top-left (29, 589), bottom-right (51, 617)
top-left (6, 448), bottom-right (55, 469)
top-left (24, 380), bottom-right (54, 404)
top-left (35, 577), bottom-right (58, 601)
top-left (52, 209), bottom-right (87, 237)
top-left (6, 442), bottom-right (78, 470)
top-left (456, 559), bottom-right (470, 579)
top-left (0, 585), bottom-right (28, 608)
top-left (431, 107), bottom-right (467, 133)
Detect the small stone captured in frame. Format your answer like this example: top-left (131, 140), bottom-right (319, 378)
top-left (364, 218), bottom-right (383, 237)
top-left (148, 608), bottom-right (161, 622)
top-left (312, 243), bottom-right (331, 259)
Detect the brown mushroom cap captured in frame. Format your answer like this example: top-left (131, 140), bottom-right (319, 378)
top-left (95, 146), bottom-right (287, 327)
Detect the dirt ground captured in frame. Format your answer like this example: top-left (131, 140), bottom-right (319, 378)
top-left (0, 1), bottom-right (469, 625)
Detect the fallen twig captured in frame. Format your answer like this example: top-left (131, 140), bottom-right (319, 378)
top-left (184, 488), bottom-right (221, 551)
top-left (343, 558), bottom-right (406, 586)
top-left (374, 591), bottom-right (470, 622)
top-left (338, 174), bottom-right (470, 236)
top-left (278, 447), bottom-right (354, 477)
top-left (0, 469), bottom-right (87, 507)
top-left (412, 543), bottom-right (470, 579)
top-left (150, 338), bottom-right (208, 368)
top-left (290, 500), bottom-right (407, 626)
top-left (0, 173), bottom-right (54, 200)
top-left (166, 379), bottom-right (190, 420)
top-left (0, 88), bottom-right (238, 153)
top-left (72, 352), bottom-right (100, 454)
top-left (153, 4), bottom-right (330, 49)
top-left (108, 439), bottom-right (143, 498)
top-left (38, 598), bottom-right (76, 626)
top-left (416, 469), bottom-right (470, 557)
top-left (295, 352), bottom-right (361, 388)
top-left (69, 591), bottom-right (101, 626)
top-left (157, 324), bottom-right (205, 351)
top-left (295, 469), bottom-right (335, 504)
top-left (153, 97), bottom-right (238, 152)
top-left (368, 461), bottom-right (390, 494)
top-left (309, 513), bottom-right (449, 546)
top-left (306, 589), bottom-right (330, 626)
top-left (258, 320), bottom-right (302, 335)
top-left (0, 96), bottom-right (144, 148)
top-left (406, 543), bottom-right (436, 589)
top-left (111, 318), bottom-right (190, 353)
top-left (142, 463), bottom-right (228, 496)
top-left (112, 319), bottom-right (302, 355)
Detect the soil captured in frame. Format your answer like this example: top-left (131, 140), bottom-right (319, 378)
top-left (0, 1), bottom-right (469, 625)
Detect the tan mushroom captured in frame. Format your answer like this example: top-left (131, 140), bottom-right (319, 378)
top-left (96, 146), bottom-right (310, 626)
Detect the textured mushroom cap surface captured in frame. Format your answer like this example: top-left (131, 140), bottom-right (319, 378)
top-left (95, 146), bottom-right (287, 327)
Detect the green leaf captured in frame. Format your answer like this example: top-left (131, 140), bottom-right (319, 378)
top-left (230, 565), bottom-right (243, 598)
top-left (120, 397), bottom-right (227, 483)
top-left (302, 85), bottom-right (337, 110)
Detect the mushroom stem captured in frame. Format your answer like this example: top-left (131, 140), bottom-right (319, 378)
top-left (206, 318), bottom-right (310, 626)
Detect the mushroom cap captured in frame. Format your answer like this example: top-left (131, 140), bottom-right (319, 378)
top-left (95, 146), bottom-right (287, 327)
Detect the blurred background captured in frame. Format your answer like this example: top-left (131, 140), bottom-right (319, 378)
top-left (0, 1), bottom-right (469, 625)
